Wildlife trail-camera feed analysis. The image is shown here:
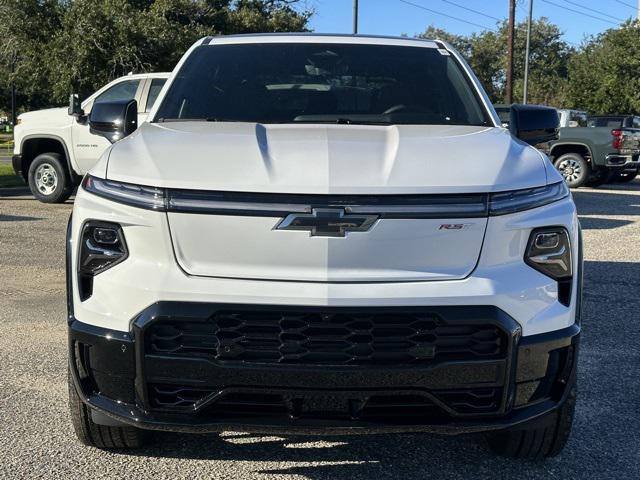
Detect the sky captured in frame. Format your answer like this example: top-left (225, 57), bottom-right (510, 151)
top-left (305, 0), bottom-right (640, 46)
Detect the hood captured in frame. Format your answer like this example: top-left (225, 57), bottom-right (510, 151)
top-left (18, 107), bottom-right (70, 128)
top-left (105, 122), bottom-right (548, 194)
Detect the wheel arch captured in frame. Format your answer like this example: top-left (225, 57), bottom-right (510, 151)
top-left (19, 135), bottom-right (80, 184)
top-left (549, 143), bottom-right (594, 164)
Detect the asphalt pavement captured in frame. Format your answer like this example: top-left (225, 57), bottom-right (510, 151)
top-left (0, 183), bottom-right (639, 479)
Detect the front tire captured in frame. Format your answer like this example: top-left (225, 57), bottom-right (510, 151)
top-left (28, 153), bottom-right (73, 203)
top-left (68, 369), bottom-right (148, 449)
top-left (554, 154), bottom-right (589, 188)
top-left (487, 383), bottom-right (577, 459)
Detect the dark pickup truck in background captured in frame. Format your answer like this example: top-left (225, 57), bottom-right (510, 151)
top-left (496, 105), bottom-right (640, 188)
top-left (542, 114), bottom-right (640, 188)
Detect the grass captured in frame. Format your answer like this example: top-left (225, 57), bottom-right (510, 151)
top-left (0, 163), bottom-right (25, 188)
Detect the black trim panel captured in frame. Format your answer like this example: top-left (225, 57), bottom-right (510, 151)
top-left (67, 301), bottom-right (580, 435)
top-left (167, 189), bottom-right (489, 218)
top-left (11, 154), bottom-right (22, 177)
top-left (65, 213), bottom-right (74, 322)
top-left (69, 306), bottom-right (580, 434)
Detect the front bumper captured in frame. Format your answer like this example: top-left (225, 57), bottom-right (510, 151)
top-left (69, 303), bottom-right (580, 435)
top-left (605, 153), bottom-right (640, 171)
top-left (11, 154), bottom-right (22, 178)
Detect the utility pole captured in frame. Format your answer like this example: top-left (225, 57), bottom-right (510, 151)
top-left (523, 0), bottom-right (534, 104)
top-left (637, 0), bottom-right (639, 21)
top-left (505, 0), bottom-right (516, 105)
top-left (353, 0), bottom-right (359, 34)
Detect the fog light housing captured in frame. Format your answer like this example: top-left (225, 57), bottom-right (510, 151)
top-left (77, 221), bottom-right (128, 300)
top-left (525, 227), bottom-right (572, 306)
top-left (93, 227), bottom-right (119, 245)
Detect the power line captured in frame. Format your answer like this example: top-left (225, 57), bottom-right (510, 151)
top-left (440, 0), bottom-right (502, 22)
top-left (397, 0), bottom-right (497, 31)
top-left (561, 0), bottom-right (624, 22)
top-left (516, 1), bottom-right (528, 15)
top-left (614, 0), bottom-right (637, 10)
top-left (540, 0), bottom-right (619, 25)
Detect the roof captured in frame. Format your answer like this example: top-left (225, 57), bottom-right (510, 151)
top-left (200, 33), bottom-right (442, 49)
top-left (124, 72), bottom-right (171, 79)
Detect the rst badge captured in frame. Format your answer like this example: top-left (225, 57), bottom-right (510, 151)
top-left (276, 208), bottom-right (378, 237)
top-left (439, 223), bottom-right (473, 230)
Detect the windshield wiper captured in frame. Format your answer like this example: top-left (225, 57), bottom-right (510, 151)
top-left (155, 117), bottom-right (246, 123)
top-left (293, 118), bottom-right (391, 125)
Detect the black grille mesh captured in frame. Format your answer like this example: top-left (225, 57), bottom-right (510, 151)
top-left (146, 309), bottom-right (506, 366)
top-left (148, 384), bottom-right (503, 417)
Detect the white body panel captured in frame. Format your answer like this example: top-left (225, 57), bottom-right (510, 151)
top-left (107, 123), bottom-right (549, 193)
top-left (70, 189), bottom-right (579, 337)
top-left (168, 213), bottom-right (488, 282)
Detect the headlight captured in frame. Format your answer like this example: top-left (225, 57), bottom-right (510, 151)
top-left (82, 175), bottom-right (165, 210)
top-left (489, 181), bottom-right (569, 216)
top-left (77, 220), bottom-right (128, 301)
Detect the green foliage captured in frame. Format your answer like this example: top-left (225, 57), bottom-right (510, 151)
top-left (510, 19), bottom-right (573, 107)
top-left (0, 164), bottom-right (25, 188)
top-left (0, 0), bottom-right (64, 110)
top-left (0, 0), bottom-right (311, 111)
top-left (421, 19), bottom-right (640, 112)
top-left (420, 19), bottom-right (573, 107)
top-left (3, 3), bottom-right (640, 116)
top-left (567, 22), bottom-right (640, 114)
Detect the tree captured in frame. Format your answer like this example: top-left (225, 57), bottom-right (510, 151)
top-left (0, 0), bottom-right (312, 111)
top-left (567, 21), bottom-right (640, 113)
top-left (419, 18), bottom-right (574, 107)
top-left (511, 18), bottom-right (573, 107)
top-left (0, 0), bottom-right (64, 112)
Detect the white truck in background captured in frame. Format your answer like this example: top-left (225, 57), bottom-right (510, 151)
top-left (12, 72), bottom-right (169, 203)
top-left (557, 109), bottom-right (588, 128)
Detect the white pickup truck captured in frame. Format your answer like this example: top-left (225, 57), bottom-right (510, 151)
top-left (67, 34), bottom-right (580, 459)
top-left (12, 72), bottom-right (169, 202)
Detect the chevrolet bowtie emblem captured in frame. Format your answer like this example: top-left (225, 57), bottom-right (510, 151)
top-left (276, 208), bottom-right (378, 237)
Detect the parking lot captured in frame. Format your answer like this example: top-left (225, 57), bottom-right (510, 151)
top-left (0, 183), bottom-right (639, 479)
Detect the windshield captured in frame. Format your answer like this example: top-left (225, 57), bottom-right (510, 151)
top-left (154, 43), bottom-right (491, 126)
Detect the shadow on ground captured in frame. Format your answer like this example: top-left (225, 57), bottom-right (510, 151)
top-left (0, 214), bottom-right (43, 222)
top-left (572, 187), bottom-right (640, 217)
top-left (572, 185), bottom-right (639, 230)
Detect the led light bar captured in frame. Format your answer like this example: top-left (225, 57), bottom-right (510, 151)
top-left (82, 175), bottom-right (165, 210)
top-left (489, 181), bottom-right (569, 216)
top-left (82, 176), bottom-right (570, 218)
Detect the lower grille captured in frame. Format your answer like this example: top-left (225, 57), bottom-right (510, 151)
top-left (148, 384), bottom-right (503, 418)
top-left (146, 308), bottom-right (507, 366)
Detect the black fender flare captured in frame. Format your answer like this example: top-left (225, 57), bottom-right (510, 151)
top-left (549, 142), bottom-right (595, 164)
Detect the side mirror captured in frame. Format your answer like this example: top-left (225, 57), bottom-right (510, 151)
top-left (509, 104), bottom-right (559, 145)
top-left (88, 99), bottom-right (138, 143)
top-left (68, 94), bottom-right (84, 117)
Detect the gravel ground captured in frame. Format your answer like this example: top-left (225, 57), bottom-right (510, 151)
top-left (1, 183), bottom-right (639, 479)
